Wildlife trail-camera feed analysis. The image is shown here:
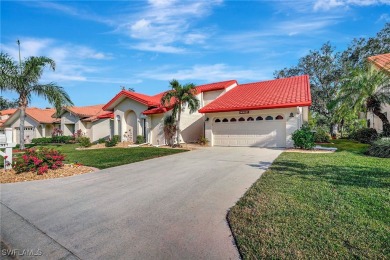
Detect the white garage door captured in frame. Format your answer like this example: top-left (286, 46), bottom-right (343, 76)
top-left (212, 115), bottom-right (286, 147)
top-left (15, 127), bottom-right (35, 144)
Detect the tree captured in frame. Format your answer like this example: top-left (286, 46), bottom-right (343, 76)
top-left (274, 43), bottom-right (344, 132)
top-left (0, 51), bottom-right (73, 149)
top-left (0, 97), bottom-right (18, 110)
top-left (334, 67), bottom-right (390, 136)
top-left (163, 115), bottom-right (176, 146)
top-left (161, 79), bottom-right (200, 147)
top-left (341, 23), bottom-right (390, 69)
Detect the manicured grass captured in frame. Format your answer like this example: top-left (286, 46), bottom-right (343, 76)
top-left (2, 144), bottom-right (186, 169)
top-left (321, 139), bottom-right (369, 154)
top-left (228, 139), bottom-right (390, 259)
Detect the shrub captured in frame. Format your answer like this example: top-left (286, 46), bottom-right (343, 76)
top-left (198, 136), bottom-right (209, 146)
top-left (51, 127), bottom-right (63, 137)
top-left (32, 137), bottom-right (53, 144)
top-left (97, 138), bottom-right (106, 144)
top-left (73, 129), bottom-right (84, 140)
top-left (366, 138), bottom-right (390, 158)
top-left (353, 128), bottom-right (378, 144)
top-left (292, 124), bottom-right (315, 150)
top-left (78, 137), bottom-right (92, 147)
top-left (314, 128), bottom-right (330, 143)
top-left (105, 135), bottom-right (120, 147)
top-left (136, 135), bottom-right (145, 144)
top-left (13, 148), bottom-right (65, 174)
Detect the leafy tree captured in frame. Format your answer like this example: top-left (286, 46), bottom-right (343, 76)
top-left (0, 52), bottom-right (73, 149)
top-left (334, 67), bottom-right (390, 136)
top-left (0, 96), bottom-right (18, 110)
top-left (161, 79), bottom-right (200, 147)
top-left (274, 43), bottom-right (344, 132)
top-left (341, 23), bottom-right (390, 69)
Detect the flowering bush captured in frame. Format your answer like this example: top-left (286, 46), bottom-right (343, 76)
top-left (52, 127), bottom-right (63, 137)
top-left (13, 148), bottom-right (66, 174)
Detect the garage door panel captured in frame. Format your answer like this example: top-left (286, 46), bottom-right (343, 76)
top-left (213, 120), bottom-right (286, 147)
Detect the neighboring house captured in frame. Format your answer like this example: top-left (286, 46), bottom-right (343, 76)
top-left (103, 80), bottom-right (238, 145)
top-left (366, 53), bottom-right (390, 133)
top-left (2, 108), bottom-right (60, 144)
top-left (56, 105), bottom-right (114, 142)
top-left (0, 108), bottom-right (17, 130)
top-left (104, 76), bottom-right (311, 147)
top-left (199, 75), bottom-right (311, 147)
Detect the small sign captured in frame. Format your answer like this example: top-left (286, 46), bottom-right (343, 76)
top-left (239, 110), bottom-right (249, 114)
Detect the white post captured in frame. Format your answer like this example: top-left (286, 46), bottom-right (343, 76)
top-left (1, 128), bottom-right (15, 170)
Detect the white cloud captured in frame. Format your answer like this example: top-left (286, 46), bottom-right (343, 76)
top-left (1, 38), bottom-right (112, 83)
top-left (117, 0), bottom-right (222, 53)
top-left (139, 64), bottom-right (269, 82)
top-left (314, 0), bottom-right (390, 10)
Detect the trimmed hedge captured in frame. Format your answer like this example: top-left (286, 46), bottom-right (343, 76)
top-left (366, 138), bottom-right (390, 158)
top-left (32, 136), bottom-right (74, 144)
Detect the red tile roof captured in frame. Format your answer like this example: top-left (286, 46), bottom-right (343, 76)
top-left (103, 91), bottom-right (160, 111)
top-left (142, 80), bottom-right (237, 115)
top-left (56, 104), bottom-right (112, 122)
top-left (0, 119), bottom-right (6, 127)
top-left (25, 108), bottom-right (59, 123)
top-left (368, 53), bottom-right (390, 71)
top-left (0, 108), bottom-right (17, 116)
top-left (198, 75), bottom-right (311, 113)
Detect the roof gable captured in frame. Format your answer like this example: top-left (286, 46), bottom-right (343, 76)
top-left (199, 75), bottom-right (311, 113)
top-left (103, 90), bottom-right (160, 111)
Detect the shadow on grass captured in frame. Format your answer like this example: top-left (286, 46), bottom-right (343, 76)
top-left (247, 161), bottom-right (272, 170)
top-left (270, 160), bottom-right (390, 189)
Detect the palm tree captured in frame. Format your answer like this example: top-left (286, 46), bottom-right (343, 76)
top-left (0, 52), bottom-right (73, 149)
top-left (335, 66), bottom-right (390, 135)
top-left (161, 79), bottom-right (200, 147)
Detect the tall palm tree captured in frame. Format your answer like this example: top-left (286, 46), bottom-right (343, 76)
top-left (0, 52), bottom-right (73, 149)
top-left (161, 79), bottom-right (200, 147)
top-left (335, 66), bottom-right (390, 135)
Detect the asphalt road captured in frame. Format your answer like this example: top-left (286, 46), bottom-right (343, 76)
top-left (1, 147), bottom-right (282, 260)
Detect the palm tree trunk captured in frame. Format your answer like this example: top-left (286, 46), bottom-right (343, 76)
top-left (19, 106), bottom-right (26, 150)
top-left (373, 108), bottom-right (390, 136)
top-left (176, 105), bottom-right (181, 147)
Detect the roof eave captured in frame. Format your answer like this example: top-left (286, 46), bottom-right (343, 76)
top-left (199, 101), bottom-right (312, 114)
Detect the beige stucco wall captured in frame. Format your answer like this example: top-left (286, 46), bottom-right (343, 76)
top-left (113, 98), bottom-right (148, 142)
top-left (8, 115), bottom-right (38, 143)
top-left (204, 106), bottom-right (308, 147)
top-left (61, 112), bottom-right (78, 136)
top-left (90, 119), bottom-right (112, 142)
top-left (150, 114), bottom-right (165, 145)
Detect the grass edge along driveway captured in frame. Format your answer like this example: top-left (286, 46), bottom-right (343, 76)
top-left (6, 145), bottom-right (187, 169)
top-left (228, 140), bottom-right (390, 259)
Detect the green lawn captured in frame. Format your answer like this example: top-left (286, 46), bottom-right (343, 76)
top-left (2, 144), bottom-right (186, 169)
top-left (228, 139), bottom-right (390, 259)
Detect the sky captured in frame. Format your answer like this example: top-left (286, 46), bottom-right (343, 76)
top-left (1, 0), bottom-right (390, 108)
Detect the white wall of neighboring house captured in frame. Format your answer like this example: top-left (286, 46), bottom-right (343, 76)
top-left (61, 112), bottom-right (78, 136)
top-left (150, 114), bottom-right (165, 145)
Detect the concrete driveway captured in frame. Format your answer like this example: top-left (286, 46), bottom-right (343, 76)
top-left (1, 147), bottom-right (282, 260)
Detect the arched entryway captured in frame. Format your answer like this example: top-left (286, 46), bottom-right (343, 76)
top-left (125, 110), bottom-right (137, 143)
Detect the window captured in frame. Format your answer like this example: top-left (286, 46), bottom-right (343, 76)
top-left (238, 117), bottom-right (245, 122)
top-left (230, 118), bottom-right (237, 122)
top-left (247, 117), bottom-right (254, 121)
top-left (289, 113), bottom-right (294, 118)
top-left (256, 116), bottom-right (263, 121)
top-left (222, 118), bottom-right (229, 122)
top-left (215, 119), bottom-right (221, 123)
top-left (266, 116), bottom-right (273, 120)
top-left (276, 115), bottom-right (284, 120)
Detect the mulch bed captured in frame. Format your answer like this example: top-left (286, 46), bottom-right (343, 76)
top-left (0, 164), bottom-right (98, 184)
